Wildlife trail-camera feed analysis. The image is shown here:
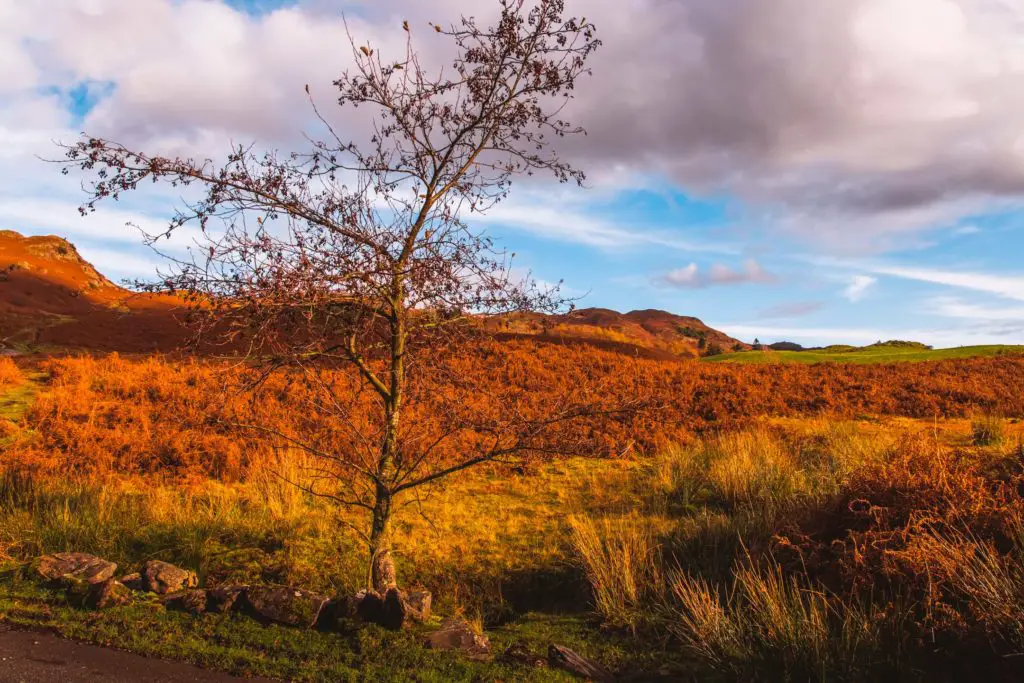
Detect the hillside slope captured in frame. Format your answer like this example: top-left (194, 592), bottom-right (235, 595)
top-left (0, 230), bottom-right (182, 352)
top-left (0, 230), bottom-right (745, 358)
top-left (491, 307), bottom-right (748, 358)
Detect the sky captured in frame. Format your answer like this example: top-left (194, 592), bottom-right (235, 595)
top-left (3, 0), bottom-right (1024, 348)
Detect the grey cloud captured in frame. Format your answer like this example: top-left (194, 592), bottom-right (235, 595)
top-left (559, 0), bottom-right (1024, 250)
top-left (343, 0), bottom-right (1024, 252)
top-left (9, 0), bottom-right (1024, 255)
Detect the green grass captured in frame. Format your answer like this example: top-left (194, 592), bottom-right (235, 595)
top-left (705, 344), bottom-right (1024, 364)
top-left (0, 379), bottom-right (38, 422)
top-left (0, 455), bottom-right (680, 681)
top-left (0, 569), bottom-right (662, 682)
top-left (2, 420), bottom-right (1020, 681)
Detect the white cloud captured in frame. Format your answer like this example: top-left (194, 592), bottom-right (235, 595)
top-left (657, 259), bottom-right (777, 289)
top-left (929, 296), bottom-right (1024, 321)
top-left (867, 263), bottom-right (1024, 301)
top-left (0, 198), bottom-right (169, 244)
top-left (843, 275), bottom-right (877, 302)
top-left (953, 224), bottom-right (982, 235)
top-left (659, 264), bottom-right (700, 288)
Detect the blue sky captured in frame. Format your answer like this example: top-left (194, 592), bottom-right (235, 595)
top-left (3, 0), bottom-right (1024, 347)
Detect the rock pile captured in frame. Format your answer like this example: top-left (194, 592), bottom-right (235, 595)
top-left (32, 552), bottom-right (434, 632)
top-left (28, 552), bottom-right (614, 671)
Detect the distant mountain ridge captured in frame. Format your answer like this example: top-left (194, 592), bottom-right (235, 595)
top-left (0, 230), bottom-right (748, 357)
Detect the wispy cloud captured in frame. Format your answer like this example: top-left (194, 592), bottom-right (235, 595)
top-left (929, 296), bottom-right (1024, 322)
top-left (952, 224), bottom-right (982, 236)
top-left (843, 275), bottom-right (877, 302)
top-left (478, 199), bottom-right (739, 255)
top-left (808, 255), bottom-right (1024, 302)
top-left (656, 259), bottom-right (777, 289)
top-left (758, 301), bottom-right (824, 319)
top-left (866, 264), bottom-right (1024, 301)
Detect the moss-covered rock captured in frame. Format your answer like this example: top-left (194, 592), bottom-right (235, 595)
top-left (35, 553), bottom-right (117, 585)
top-left (245, 586), bottom-right (328, 628)
top-left (164, 589), bottom-right (208, 615)
top-left (142, 560), bottom-right (198, 595)
top-left (66, 578), bottom-right (131, 609)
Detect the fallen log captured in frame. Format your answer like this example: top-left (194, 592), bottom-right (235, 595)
top-left (548, 644), bottom-right (613, 681)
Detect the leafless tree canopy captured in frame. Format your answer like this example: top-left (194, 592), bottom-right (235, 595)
top-left (60, 0), bottom-right (602, 593)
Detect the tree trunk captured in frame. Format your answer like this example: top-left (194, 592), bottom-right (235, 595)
top-left (369, 486), bottom-right (397, 594)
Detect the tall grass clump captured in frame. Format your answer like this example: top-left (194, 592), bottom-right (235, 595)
top-left (0, 357), bottom-right (21, 388)
top-left (569, 514), bottom-right (662, 633)
top-left (972, 413), bottom-right (1006, 446)
top-left (702, 431), bottom-right (807, 511)
top-left (909, 526), bottom-right (1024, 650)
top-left (572, 424), bottom-right (1024, 681)
top-left (645, 426), bottom-right (880, 519)
top-left (668, 561), bottom-right (894, 682)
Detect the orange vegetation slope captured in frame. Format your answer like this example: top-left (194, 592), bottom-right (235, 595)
top-left (0, 230), bottom-right (186, 351)
top-left (6, 344), bottom-right (1024, 481)
top-left (0, 230), bottom-right (744, 358)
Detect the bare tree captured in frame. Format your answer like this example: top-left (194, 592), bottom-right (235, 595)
top-left (60, 0), bottom-right (601, 593)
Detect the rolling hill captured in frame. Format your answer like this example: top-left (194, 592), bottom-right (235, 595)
top-left (488, 307), bottom-right (749, 359)
top-left (705, 344), bottom-right (1024, 364)
top-left (0, 230), bottom-right (746, 358)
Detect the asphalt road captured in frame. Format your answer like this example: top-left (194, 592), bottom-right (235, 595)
top-left (0, 626), bottom-right (277, 682)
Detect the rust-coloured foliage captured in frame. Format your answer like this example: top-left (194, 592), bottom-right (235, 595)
top-left (0, 358), bottom-right (20, 388)
top-left (8, 346), bottom-right (1024, 483)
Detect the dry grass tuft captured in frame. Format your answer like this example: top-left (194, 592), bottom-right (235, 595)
top-left (0, 358), bottom-right (21, 388)
top-left (568, 514), bottom-right (662, 632)
top-left (972, 413), bottom-right (1007, 446)
top-left (569, 423), bottom-right (1024, 680)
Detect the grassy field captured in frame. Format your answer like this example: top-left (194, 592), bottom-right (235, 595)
top-left (0, 449), bottom-right (675, 680)
top-left (1, 412), bottom-right (1024, 680)
top-left (4, 353), bottom-right (1024, 680)
top-left (705, 344), bottom-right (1024, 364)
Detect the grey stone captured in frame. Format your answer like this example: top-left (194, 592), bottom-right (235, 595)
top-left (36, 553), bottom-right (117, 586)
top-left (164, 589), bottom-right (208, 615)
top-left (425, 618), bottom-right (490, 659)
top-left (401, 590), bottom-right (432, 622)
top-left (548, 644), bottom-right (613, 682)
top-left (246, 586), bottom-right (329, 628)
top-left (207, 585), bottom-right (247, 613)
top-left (354, 590), bottom-right (385, 624)
top-left (66, 579), bottom-right (131, 609)
top-left (87, 580), bottom-right (132, 609)
top-left (142, 560), bottom-right (198, 595)
top-left (119, 573), bottom-right (144, 591)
